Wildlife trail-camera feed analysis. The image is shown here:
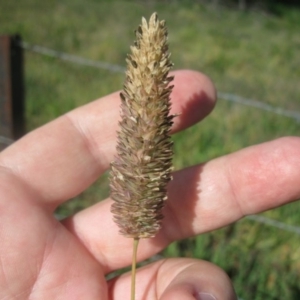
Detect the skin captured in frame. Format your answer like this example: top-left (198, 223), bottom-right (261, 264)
top-left (0, 70), bottom-right (299, 299)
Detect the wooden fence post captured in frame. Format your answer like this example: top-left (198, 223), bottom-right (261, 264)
top-left (0, 35), bottom-right (25, 150)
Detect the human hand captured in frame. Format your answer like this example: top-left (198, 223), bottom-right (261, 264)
top-left (0, 70), bottom-right (299, 299)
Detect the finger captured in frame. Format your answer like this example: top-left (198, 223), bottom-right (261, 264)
top-left (63, 136), bottom-right (300, 272)
top-left (108, 258), bottom-right (236, 300)
top-left (0, 70), bottom-right (216, 207)
top-left (164, 136), bottom-right (300, 240)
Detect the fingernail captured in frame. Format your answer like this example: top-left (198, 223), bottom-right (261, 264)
top-left (196, 292), bottom-right (217, 300)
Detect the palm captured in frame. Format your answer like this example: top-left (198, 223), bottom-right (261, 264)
top-left (0, 188), bottom-right (106, 298)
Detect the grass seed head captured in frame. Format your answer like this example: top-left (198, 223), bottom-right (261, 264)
top-left (110, 12), bottom-right (174, 239)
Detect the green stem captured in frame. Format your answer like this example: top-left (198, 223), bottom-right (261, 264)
top-left (131, 237), bottom-right (140, 300)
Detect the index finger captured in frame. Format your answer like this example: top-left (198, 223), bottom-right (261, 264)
top-left (0, 70), bottom-right (216, 207)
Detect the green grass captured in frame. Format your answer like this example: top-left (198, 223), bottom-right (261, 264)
top-left (1, 0), bottom-right (300, 299)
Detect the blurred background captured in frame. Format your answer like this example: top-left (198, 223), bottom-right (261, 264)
top-left (1, 0), bottom-right (300, 299)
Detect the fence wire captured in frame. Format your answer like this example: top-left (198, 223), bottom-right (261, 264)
top-left (246, 215), bottom-right (300, 236)
top-left (2, 41), bottom-right (298, 236)
top-left (21, 42), bottom-right (126, 73)
top-left (20, 41), bottom-right (300, 122)
top-left (218, 92), bottom-right (300, 122)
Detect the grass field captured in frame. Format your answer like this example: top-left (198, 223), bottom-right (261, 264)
top-left (1, 0), bottom-right (300, 299)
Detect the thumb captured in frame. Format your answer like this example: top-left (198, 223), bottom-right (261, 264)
top-left (158, 258), bottom-right (237, 300)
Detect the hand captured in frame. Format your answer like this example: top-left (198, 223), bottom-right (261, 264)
top-left (1, 70), bottom-right (299, 300)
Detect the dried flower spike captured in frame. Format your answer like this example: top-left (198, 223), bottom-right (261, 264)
top-left (110, 12), bottom-right (174, 239)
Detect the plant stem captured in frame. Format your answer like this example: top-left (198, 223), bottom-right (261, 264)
top-left (131, 237), bottom-right (140, 300)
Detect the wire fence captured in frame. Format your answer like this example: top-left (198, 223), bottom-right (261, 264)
top-left (20, 41), bottom-right (300, 122)
top-left (246, 215), bottom-right (300, 235)
top-left (1, 41), bottom-right (300, 237)
top-left (218, 92), bottom-right (300, 122)
top-left (21, 42), bottom-right (126, 73)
